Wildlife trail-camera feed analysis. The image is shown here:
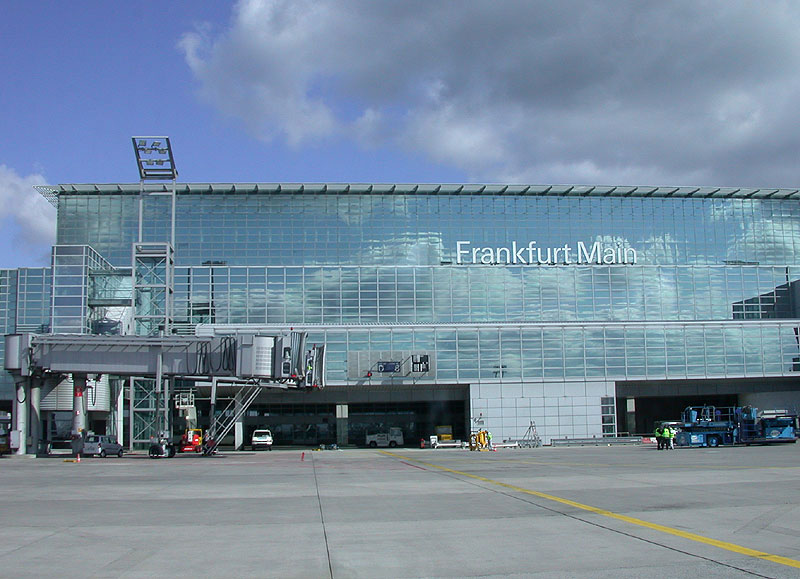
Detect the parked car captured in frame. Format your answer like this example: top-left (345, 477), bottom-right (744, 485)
top-left (251, 429), bottom-right (273, 451)
top-left (83, 435), bottom-right (124, 457)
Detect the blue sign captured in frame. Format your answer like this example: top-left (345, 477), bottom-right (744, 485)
top-left (377, 361), bottom-right (401, 373)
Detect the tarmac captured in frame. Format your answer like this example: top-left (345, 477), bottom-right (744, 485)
top-left (1, 442), bottom-right (799, 578)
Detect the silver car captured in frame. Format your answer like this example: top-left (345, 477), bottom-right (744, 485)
top-left (83, 435), bottom-right (124, 458)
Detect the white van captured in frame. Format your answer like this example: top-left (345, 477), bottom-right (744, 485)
top-left (251, 429), bottom-right (273, 451)
top-left (365, 427), bottom-right (404, 448)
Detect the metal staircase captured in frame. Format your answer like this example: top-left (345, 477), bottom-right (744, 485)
top-left (204, 381), bottom-right (264, 455)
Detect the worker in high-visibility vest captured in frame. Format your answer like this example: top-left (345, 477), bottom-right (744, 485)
top-left (665, 425), bottom-right (675, 450)
top-left (654, 425), bottom-right (664, 450)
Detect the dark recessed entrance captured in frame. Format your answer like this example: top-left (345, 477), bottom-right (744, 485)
top-left (616, 377), bottom-right (800, 435)
top-left (195, 383), bottom-right (470, 447)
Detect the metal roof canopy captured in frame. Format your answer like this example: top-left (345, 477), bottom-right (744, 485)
top-left (35, 182), bottom-right (800, 208)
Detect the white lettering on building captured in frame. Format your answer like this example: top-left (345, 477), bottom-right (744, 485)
top-left (455, 241), bottom-right (637, 265)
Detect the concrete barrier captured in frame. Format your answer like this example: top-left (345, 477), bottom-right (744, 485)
top-left (550, 436), bottom-right (643, 446)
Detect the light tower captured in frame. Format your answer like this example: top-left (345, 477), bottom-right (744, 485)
top-left (131, 137), bottom-right (178, 445)
top-left (131, 137), bottom-right (177, 336)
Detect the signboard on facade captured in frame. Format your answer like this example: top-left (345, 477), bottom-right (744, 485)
top-left (455, 241), bottom-right (637, 265)
top-left (377, 361), bottom-right (401, 373)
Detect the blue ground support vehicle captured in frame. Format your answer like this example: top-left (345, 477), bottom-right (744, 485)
top-left (674, 405), bottom-right (798, 448)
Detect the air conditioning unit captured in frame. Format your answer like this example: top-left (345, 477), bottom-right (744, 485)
top-left (238, 334), bottom-right (277, 378)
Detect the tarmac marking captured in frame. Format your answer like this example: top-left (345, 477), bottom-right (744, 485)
top-left (382, 451), bottom-right (800, 570)
top-left (493, 458), bottom-right (800, 471)
top-left (398, 460), bottom-right (426, 470)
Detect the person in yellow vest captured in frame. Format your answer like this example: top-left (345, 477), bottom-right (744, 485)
top-left (665, 425), bottom-right (675, 449)
top-left (654, 424), bottom-right (664, 450)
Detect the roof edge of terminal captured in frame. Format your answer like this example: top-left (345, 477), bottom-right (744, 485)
top-left (34, 186), bottom-right (60, 208)
top-left (35, 182), bottom-right (800, 201)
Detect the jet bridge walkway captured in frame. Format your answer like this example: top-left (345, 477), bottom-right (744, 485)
top-left (4, 330), bottom-right (325, 454)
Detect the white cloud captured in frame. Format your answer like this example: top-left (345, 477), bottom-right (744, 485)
top-left (0, 165), bottom-right (56, 266)
top-left (401, 103), bottom-right (508, 174)
top-left (180, 0), bottom-right (800, 187)
top-left (179, 1), bottom-right (339, 146)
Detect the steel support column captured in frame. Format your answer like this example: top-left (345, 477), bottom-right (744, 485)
top-left (234, 390), bottom-right (244, 451)
top-left (116, 379), bottom-right (125, 446)
top-left (14, 377), bottom-right (28, 455)
top-left (336, 404), bottom-right (349, 447)
top-left (72, 373), bottom-right (88, 435)
top-left (29, 378), bottom-right (41, 454)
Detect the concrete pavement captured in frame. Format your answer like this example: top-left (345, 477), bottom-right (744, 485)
top-left (1, 443), bottom-right (799, 578)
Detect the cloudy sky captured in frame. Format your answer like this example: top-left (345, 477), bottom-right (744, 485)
top-left (3, 1), bottom-right (800, 268)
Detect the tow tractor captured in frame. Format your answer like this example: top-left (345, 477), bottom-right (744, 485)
top-left (178, 429), bottom-right (203, 453)
top-left (148, 432), bottom-right (176, 458)
top-left (674, 405), bottom-right (798, 448)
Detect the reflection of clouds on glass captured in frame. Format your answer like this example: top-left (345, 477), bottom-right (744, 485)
top-left (639, 232), bottom-right (680, 264)
top-left (590, 234), bottom-right (635, 249)
top-left (356, 233), bottom-right (444, 265)
top-left (336, 198), bottom-right (368, 226)
top-left (729, 215), bottom-right (800, 264)
top-left (254, 262), bottom-right (788, 326)
top-left (333, 195), bottom-right (446, 266)
top-left (707, 200), bottom-right (800, 264)
top-left (325, 197), bottom-right (799, 268)
top-left (585, 234), bottom-right (638, 266)
top-left (336, 194), bottom-right (412, 227)
top-left (707, 199), bottom-right (734, 222)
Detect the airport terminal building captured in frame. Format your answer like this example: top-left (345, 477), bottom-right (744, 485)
top-left (3, 178), bottom-right (800, 447)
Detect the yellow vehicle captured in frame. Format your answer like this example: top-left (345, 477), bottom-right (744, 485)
top-left (469, 429), bottom-right (492, 451)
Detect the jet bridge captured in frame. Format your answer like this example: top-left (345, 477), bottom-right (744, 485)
top-left (4, 330), bottom-right (325, 454)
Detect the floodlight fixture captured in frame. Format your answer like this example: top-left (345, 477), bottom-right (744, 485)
top-left (132, 136), bottom-right (178, 180)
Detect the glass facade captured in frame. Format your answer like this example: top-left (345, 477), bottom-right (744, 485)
top-left (5, 183), bottom-right (800, 443)
top-left (0, 270), bottom-right (19, 400)
top-left (172, 264), bottom-right (800, 326)
top-left (294, 322), bottom-right (800, 383)
top-left (56, 191), bottom-right (800, 269)
top-left (51, 245), bottom-right (113, 334)
top-left (15, 268), bottom-right (52, 333)
top-left (0, 267), bottom-right (51, 400)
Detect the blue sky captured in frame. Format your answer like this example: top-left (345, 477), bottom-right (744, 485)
top-left (3, 1), bottom-right (800, 268)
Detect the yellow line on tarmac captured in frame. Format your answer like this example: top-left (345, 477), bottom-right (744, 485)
top-left (495, 458), bottom-right (800, 471)
top-left (381, 451), bottom-right (800, 570)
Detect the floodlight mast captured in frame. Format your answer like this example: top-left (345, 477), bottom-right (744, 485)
top-left (131, 136), bottom-right (177, 338)
top-left (132, 137), bottom-right (178, 181)
top-left (131, 136), bottom-right (179, 437)
top-left (131, 136), bottom-right (178, 246)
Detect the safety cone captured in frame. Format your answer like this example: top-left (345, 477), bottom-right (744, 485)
top-left (77, 454), bottom-right (81, 463)
top-left (301, 452), bottom-right (305, 461)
